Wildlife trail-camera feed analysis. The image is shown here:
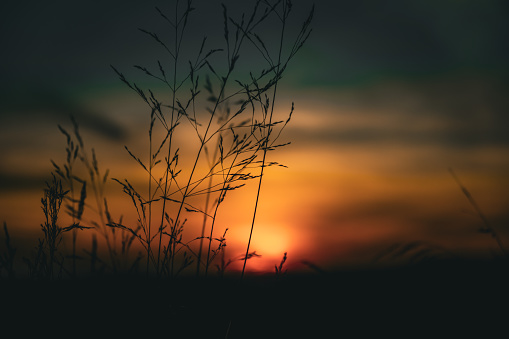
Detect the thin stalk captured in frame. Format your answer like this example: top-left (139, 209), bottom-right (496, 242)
top-left (204, 124), bottom-right (262, 276)
top-left (69, 166), bottom-right (76, 278)
top-left (147, 115), bottom-right (153, 276)
top-left (449, 168), bottom-right (508, 257)
top-left (197, 129), bottom-right (223, 276)
top-left (168, 72), bottom-right (230, 277)
top-left (93, 174), bottom-right (117, 272)
top-left (171, 0), bottom-right (267, 278)
top-left (76, 132), bottom-right (118, 272)
top-left (196, 162), bottom-right (215, 276)
top-left (204, 150), bottom-right (240, 277)
top-left (156, 0), bottom-right (181, 276)
top-left (241, 1), bottom-right (287, 279)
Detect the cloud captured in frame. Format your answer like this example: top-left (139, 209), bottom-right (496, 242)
top-left (0, 172), bottom-right (51, 192)
top-left (287, 74), bottom-right (509, 149)
top-left (0, 87), bottom-right (127, 141)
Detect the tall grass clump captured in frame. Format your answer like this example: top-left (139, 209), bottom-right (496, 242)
top-left (108, 0), bottom-right (313, 279)
top-left (0, 223), bottom-right (17, 280)
top-left (51, 118), bottom-right (141, 276)
top-left (22, 175), bottom-right (91, 279)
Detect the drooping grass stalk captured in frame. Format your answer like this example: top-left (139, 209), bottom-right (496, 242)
top-left (449, 168), bottom-right (508, 257)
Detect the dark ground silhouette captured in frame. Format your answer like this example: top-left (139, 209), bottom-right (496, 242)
top-left (2, 258), bottom-right (508, 338)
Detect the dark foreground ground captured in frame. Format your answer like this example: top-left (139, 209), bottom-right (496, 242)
top-left (2, 258), bottom-right (509, 338)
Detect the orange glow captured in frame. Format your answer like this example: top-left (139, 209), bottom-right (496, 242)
top-left (225, 223), bottom-right (295, 273)
top-left (2, 77), bottom-right (509, 275)
top-left (248, 225), bottom-right (290, 257)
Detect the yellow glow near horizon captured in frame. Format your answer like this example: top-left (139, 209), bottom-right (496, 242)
top-left (246, 224), bottom-right (290, 257)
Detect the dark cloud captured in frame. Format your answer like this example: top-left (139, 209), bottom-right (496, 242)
top-left (1, 0), bottom-right (506, 154)
top-left (0, 88), bottom-right (127, 141)
top-left (288, 74), bottom-right (509, 149)
top-left (291, 126), bottom-right (509, 149)
top-left (0, 171), bottom-right (50, 192)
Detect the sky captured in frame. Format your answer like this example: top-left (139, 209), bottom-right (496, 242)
top-left (1, 0), bottom-right (509, 274)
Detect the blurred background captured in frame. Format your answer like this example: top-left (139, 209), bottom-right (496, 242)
top-left (1, 0), bottom-right (508, 273)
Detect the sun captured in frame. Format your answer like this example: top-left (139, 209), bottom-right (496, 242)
top-left (249, 225), bottom-right (290, 258)
top-left (222, 221), bottom-right (302, 273)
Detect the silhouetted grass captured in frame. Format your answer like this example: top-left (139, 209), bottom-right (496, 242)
top-left (0, 223), bottom-right (16, 279)
top-left (105, 0), bottom-right (313, 281)
top-left (0, 4), bottom-right (318, 339)
top-left (450, 167), bottom-right (508, 257)
top-left (2, 1), bottom-right (314, 336)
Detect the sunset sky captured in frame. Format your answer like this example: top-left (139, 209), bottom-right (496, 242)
top-left (1, 0), bottom-right (508, 274)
